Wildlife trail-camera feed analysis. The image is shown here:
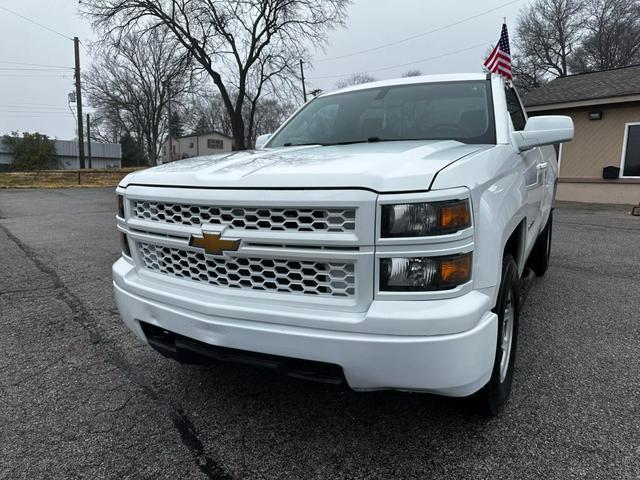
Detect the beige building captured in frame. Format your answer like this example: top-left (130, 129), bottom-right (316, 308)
top-left (161, 131), bottom-right (233, 163)
top-left (524, 66), bottom-right (640, 205)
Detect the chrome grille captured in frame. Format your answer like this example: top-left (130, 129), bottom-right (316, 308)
top-left (137, 242), bottom-right (355, 297)
top-left (133, 201), bottom-right (356, 232)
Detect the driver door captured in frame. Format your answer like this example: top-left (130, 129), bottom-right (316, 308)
top-left (505, 86), bottom-right (545, 251)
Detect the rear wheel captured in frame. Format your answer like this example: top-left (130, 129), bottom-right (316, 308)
top-left (474, 254), bottom-right (520, 416)
top-left (528, 211), bottom-right (553, 276)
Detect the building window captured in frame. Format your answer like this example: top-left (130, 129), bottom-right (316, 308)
top-left (621, 123), bottom-right (640, 177)
top-left (189, 142), bottom-right (194, 148)
top-left (207, 139), bottom-right (224, 149)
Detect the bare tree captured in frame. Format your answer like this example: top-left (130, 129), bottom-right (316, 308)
top-left (82, 0), bottom-right (351, 150)
top-left (511, 53), bottom-right (548, 93)
top-left (401, 69), bottom-right (422, 77)
top-left (569, 0), bottom-right (640, 72)
top-left (247, 98), bottom-right (292, 146)
top-left (335, 73), bottom-right (375, 89)
top-left (184, 88), bottom-right (292, 147)
top-left (84, 28), bottom-right (192, 164)
top-left (185, 91), bottom-right (234, 137)
top-left (515, 0), bottom-right (584, 77)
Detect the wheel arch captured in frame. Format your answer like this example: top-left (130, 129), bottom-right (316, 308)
top-left (502, 219), bottom-right (526, 276)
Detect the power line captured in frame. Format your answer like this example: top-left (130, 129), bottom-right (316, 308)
top-left (0, 114), bottom-right (73, 117)
top-left (0, 107), bottom-right (73, 112)
top-left (0, 100), bottom-right (71, 108)
top-left (0, 5), bottom-right (73, 41)
top-left (314, 0), bottom-right (522, 63)
top-left (308, 41), bottom-right (491, 80)
top-left (0, 68), bottom-right (72, 72)
top-left (0, 111), bottom-right (73, 115)
top-left (0, 115), bottom-right (73, 118)
top-left (0, 60), bottom-right (73, 69)
top-left (0, 112), bottom-right (71, 115)
top-left (0, 107), bottom-right (72, 112)
top-left (0, 105), bottom-right (73, 111)
top-left (78, 39), bottom-right (90, 54)
top-left (0, 74), bottom-right (70, 78)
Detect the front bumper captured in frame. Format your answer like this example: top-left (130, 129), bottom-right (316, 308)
top-left (113, 258), bottom-right (497, 397)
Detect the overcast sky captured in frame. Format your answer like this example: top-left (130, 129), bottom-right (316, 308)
top-left (0, 0), bottom-right (525, 140)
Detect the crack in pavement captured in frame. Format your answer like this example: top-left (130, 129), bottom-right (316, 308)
top-left (0, 222), bottom-right (233, 480)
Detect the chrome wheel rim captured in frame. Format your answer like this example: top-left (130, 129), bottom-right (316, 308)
top-left (499, 289), bottom-right (515, 383)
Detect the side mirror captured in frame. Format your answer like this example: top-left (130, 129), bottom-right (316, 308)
top-left (511, 115), bottom-right (574, 152)
top-left (255, 133), bottom-right (273, 149)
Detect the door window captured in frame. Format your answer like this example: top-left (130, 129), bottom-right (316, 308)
top-left (622, 124), bottom-right (640, 177)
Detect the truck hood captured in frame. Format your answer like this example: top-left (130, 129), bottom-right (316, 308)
top-left (121, 140), bottom-right (490, 192)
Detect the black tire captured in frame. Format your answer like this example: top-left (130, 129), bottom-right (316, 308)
top-left (528, 211), bottom-right (553, 276)
top-left (474, 254), bottom-right (520, 417)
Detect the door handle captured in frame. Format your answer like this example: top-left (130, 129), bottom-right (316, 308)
top-left (536, 162), bottom-right (548, 170)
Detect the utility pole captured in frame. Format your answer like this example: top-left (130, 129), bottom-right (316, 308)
top-left (74, 37), bottom-right (85, 169)
top-left (165, 80), bottom-right (173, 163)
top-left (299, 60), bottom-right (307, 103)
top-left (86, 113), bottom-right (92, 169)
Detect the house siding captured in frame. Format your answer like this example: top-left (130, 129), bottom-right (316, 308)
top-left (161, 132), bottom-right (233, 163)
top-left (529, 103), bottom-right (640, 205)
top-left (530, 103), bottom-right (640, 178)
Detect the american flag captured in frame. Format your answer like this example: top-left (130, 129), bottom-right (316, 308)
top-left (484, 23), bottom-right (512, 80)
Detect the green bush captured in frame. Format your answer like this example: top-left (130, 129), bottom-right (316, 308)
top-left (2, 131), bottom-right (57, 171)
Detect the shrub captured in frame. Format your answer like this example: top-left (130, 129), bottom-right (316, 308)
top-left (2, 131), bottom-right (57, 171)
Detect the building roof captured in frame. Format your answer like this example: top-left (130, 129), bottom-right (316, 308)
top-left (0, 139), bottom-right (121, 159)
top-left (177, 130), bottom-right (233, 140)
top-left (524, 65), bottom-right (640, 107)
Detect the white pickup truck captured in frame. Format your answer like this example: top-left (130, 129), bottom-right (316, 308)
top-left (113, 73), bottom-right (573, 415)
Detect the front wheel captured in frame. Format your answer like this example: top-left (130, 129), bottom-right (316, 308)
top-left (474, 254), bottom-right (520, 416)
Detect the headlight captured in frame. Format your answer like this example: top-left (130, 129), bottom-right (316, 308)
top-left (380, 253), bottom-right (472, 291)
top-left (381, 199), bottom-right (471, 237)
top-left (117, 194), bottom-right (125, 218)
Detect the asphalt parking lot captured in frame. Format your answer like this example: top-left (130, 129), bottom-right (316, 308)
top-left (0, 188), bottom-right (639, 479)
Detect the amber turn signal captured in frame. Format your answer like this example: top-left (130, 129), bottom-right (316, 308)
top-left (439, 253), bottom-right (472, 286)
top-left (439, 201), bottom-right (471, 232)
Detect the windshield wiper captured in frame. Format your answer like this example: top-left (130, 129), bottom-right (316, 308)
top-left (282, 142), bottom-right (325, 147)
top-left (328, 137), bottom-right (422, 146)
top-left (284, 138), bottom-right (433, 147)
top-left (326, 137), bottom-right (381, 146)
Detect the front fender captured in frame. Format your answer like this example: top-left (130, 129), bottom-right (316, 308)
top-left (431, 146), bottom-right (529, 305)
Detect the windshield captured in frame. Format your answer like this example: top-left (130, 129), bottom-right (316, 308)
top-left (268, 80), bottom-right (495, 147)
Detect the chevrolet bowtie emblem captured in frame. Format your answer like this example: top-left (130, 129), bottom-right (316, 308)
top-left (189, 232), bottom-right (240, 256)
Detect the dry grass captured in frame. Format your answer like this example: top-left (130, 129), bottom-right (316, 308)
top-left (0, 169), bottom-right (142, 189)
